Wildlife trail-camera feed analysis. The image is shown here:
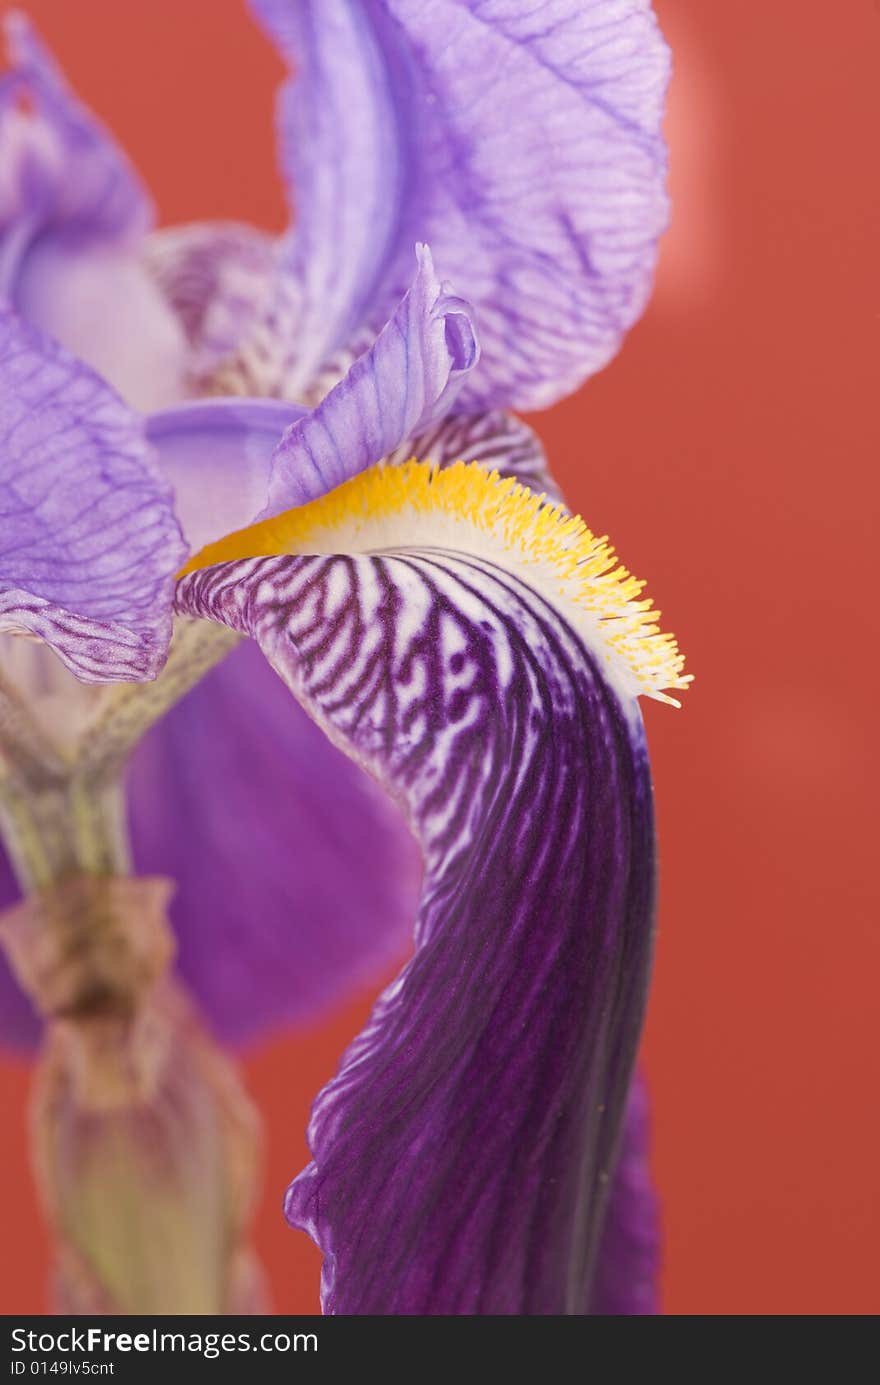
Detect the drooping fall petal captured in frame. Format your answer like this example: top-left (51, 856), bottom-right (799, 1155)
top-left (178, 542), bottom-right (654, 1312)
top-left (127, 409), bottom-right (559, 1046)
top-left (588, 1070), bottom-right (660, 1315)
top-left (176, 459), bottom-right (689, 1312)
top-left (0, 309), bottom-right (185, 682)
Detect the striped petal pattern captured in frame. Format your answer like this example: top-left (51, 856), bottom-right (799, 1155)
top-left (386, 408), bottom-right (563, 502)
top-left (176, 532), bottom-right (657, 1313)
top-left (0, 17), bottom-right (188, 412)
top-left (127, 639), bottom-right (422, 1046)
top-left (147, 398), bottom-right (305, 554)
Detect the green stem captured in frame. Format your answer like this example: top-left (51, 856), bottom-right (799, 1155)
top-left (0, 619), bottom-right (266, 1314)
top-left (0, 619), bottom-right (239, 892)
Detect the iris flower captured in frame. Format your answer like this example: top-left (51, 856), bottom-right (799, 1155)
top-left (0, 1), bottom-right (685, 1315)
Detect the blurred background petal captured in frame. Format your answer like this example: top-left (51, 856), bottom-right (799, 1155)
top-left (127, 639), bottom-right (422, 1045)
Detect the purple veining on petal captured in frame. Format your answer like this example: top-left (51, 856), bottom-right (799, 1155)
top-left (127, 639), bottom-right (421, 1046)
top-left (0, 308), bottom-right (185, 682)
top-left (387, 407), bottom-right (563, 503)
top-left (262, 244), bottom-right (478, 515)
top-left (177, 545), bottom-right (656, 1314)
top-left (147, 398), bottom-right (305, 555)
top-left (0, 843), bottom-right (39, 1048)
top-left (0, 16), bottom-right (188, 411)
top-left (250, 0), bottom-right (669, 410)
top-left (0, 11), bottom-right (150, 292)
top-left (142, 223), bottom-right (276, 384)
top-left (589, 1069), bottom-right (660, 1314)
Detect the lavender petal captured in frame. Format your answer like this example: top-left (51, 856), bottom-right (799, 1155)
top-left (0, 12), bottom-right (150, 293)
top-left (251, 0), bottom-right (669, 409)
top-left (263, 244), bottom-right (478, 515)
top-left (142, 222), bottom-right (276, 385)
top-left (0, 309), bottom-right (185, 682)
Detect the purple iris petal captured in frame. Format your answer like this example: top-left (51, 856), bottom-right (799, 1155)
top-left (0, 309), bottom-right (185, 682)
top-left (127, 639), bottom-right (421, 1046)
top-left (263, 244), bottom-right (478, 515)
top-left (0, 845), bottom-right (39, 1048)
top-left (251, 0), bottom-right (669, 409)
top-left (248, 0), bottom-right (412, 397)
top-left (387, 407), bottom-right (564, 503)
top-left (0, 12), bottom-right (150, 292)
top-left (177, 547), bottom-right (656, 1314)
top-left (0, 17), bottom-right (188, 410)
top-left (147, 398), bottom-right (305, 554)
top-left (143, 222), bottom-right (276, 383)
top-left (589, 1071), bottom-right (660, 1315)
top-left (15, 242), bottom-right (188, 414)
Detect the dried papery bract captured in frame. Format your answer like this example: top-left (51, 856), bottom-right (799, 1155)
top-left (0, 876), bottom-right (267, 1314)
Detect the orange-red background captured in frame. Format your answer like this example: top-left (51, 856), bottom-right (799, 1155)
top-left (1, 0), bottom-right (877, 1316)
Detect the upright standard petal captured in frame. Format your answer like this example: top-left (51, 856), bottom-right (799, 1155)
top-left (127, 639), bottom-right (421, 1045)
top-left (250, 0), bottom-right (669, 409)
top-left (0, 17), bottom-right (187, 410)
top-left (261, 245), bottom-right (478, 515)
top-left (0, 310), bottom-right (185, 682)
top-left (177, 461), bottom-right (689, 1313)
